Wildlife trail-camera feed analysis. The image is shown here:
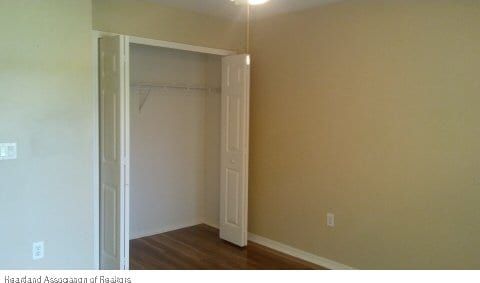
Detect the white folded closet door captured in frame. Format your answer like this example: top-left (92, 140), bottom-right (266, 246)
top-left (99, 35), bottom-right (129, 270)
top-left (220, 54), bottom-right (250, 247)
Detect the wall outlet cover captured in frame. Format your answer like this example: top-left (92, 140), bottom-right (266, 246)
top-left (32, 241), bottom-right (44, 260)
top-left (327, 213), bottom-right (335, 227)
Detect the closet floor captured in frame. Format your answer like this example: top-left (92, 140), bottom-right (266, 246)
top-left (130, 224), bottom-right (325, 270)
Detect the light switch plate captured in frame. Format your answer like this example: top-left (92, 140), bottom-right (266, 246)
top-left (0, 143), bottom-right (17, 160)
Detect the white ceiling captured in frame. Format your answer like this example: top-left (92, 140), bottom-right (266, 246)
top-left (145, 0), bottom-right (340, 20)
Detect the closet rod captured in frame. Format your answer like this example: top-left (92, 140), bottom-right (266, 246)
top-left (132, 82), bottom-right (220, 93)
top-left (132, 83), bottom-right (221, 112)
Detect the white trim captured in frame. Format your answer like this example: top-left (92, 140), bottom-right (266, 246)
top-left (130, 221), bottom-right (204, 240)
top-left (122, 35), bottom-right (131, 271)
top-left (118, 35), bottom-right (128, 271)
top-left (92, 30), bottom-right (104, 270)
top-left (129, 36), bottom-right (235, 56)
top-left (93, 30), bottom-right (235, 56)
top-left (243, 56), bottom-right (251, 247)
top-left (91, 32), bottom-right (100, 270)
top-left (248, 233), bottom-right (355, 270)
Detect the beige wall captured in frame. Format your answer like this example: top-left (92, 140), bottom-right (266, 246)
top-left (93, 0), bottom-right (246, 52)
top-left (2, 0), bottom-right (477, 270)
top-left (0, 1), bottom-right (94, 268)
top-left (249, 0), bottom-right (480, 269)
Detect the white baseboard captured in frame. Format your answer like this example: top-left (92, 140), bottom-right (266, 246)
top-left (248, 233), bottom-right (354, 270)
top-left (130, 221), bottom-right (203, 240)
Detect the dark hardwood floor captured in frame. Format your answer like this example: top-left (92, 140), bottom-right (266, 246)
top-left (130, 224), bottom-right (325, 270)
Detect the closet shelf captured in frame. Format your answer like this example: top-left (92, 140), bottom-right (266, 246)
top-left (132, 82), bottom-right (221, 112)
top-left (132, 82), bottom-right (220, 92)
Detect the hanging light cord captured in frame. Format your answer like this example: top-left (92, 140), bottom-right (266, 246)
top-left (246, 4), bottom-right (250, 54)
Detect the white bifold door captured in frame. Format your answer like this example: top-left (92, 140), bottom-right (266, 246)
top-left (99, 35), bottom-right (129, 270)
top-left (220, 54), bottom-right (250, 247)
top-left (99, 34), bottom-right (250, 269)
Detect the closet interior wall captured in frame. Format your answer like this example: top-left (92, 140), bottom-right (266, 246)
top-left (129, 44), bottom-right (221, 239)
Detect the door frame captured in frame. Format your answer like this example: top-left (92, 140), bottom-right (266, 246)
top-left (92, 30), bottom-right (236, 269)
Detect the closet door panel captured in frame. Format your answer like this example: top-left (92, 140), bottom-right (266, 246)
top-left (220, 54), bottom-right (250, 247)
top-left (99, 35), bottom-right (128, 270)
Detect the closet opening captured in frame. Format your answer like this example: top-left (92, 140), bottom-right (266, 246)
top-left (130, 44), bottom-right (222, 234)
top-left (97, 33), bottom-right (250, 270)
top-left (129, 44), bottom-right (224, 264)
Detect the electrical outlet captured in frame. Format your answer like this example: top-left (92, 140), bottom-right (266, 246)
top-left (32, 241), bottom-right (44, 260)
top-left (327, 213), bottom-right (335, 227)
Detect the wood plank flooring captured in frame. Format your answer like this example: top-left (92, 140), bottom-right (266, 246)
top-left (130, 224), bottom-right (325, 270)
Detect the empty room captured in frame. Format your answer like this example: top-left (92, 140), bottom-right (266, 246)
top-left (0, 0), bottom-right (479, 272)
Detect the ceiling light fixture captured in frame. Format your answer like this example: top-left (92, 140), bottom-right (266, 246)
top-left (231, 0), bottom-right (271, 5)
top-left (247, 0), bottom-right (270, 4)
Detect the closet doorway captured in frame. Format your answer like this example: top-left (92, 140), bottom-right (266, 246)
top-left (96, 33), bottom-right (250, 270)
